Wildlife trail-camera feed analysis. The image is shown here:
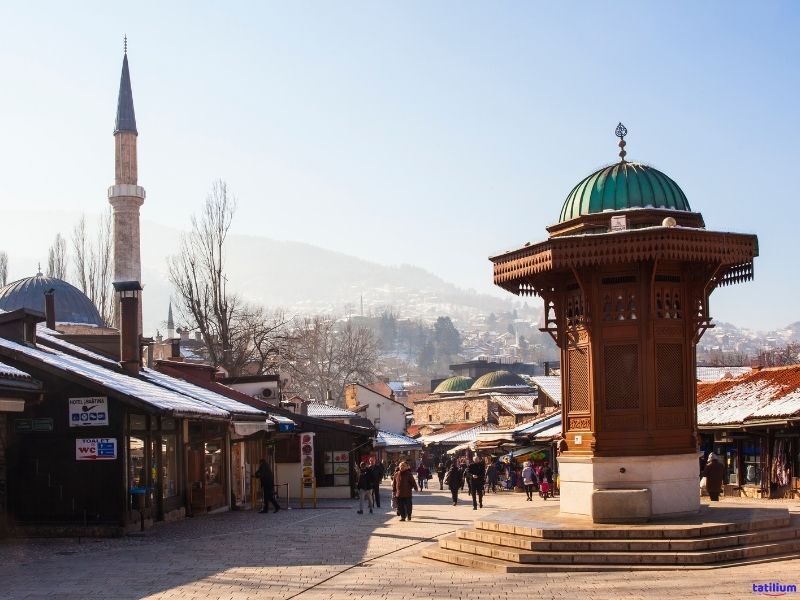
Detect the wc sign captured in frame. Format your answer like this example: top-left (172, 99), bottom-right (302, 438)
top-left (76, 438), bottom-right (117, 461)
top-left (69, 397), bottom-right (108, 427)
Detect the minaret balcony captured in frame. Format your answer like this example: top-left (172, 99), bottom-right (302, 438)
top-left (108, 184), bottom-right (146, 200)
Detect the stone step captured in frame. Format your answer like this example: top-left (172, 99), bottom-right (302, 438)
top-left (458, 520), bottom-right (800, 552)
top-left (437, 533), bottom-right (800, 565)
top-left (473, 510), bottom-right (791, 540)
top-left (422, 545), bottom-right (800, 573)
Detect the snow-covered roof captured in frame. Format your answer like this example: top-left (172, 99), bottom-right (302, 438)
top-left (142, 368), bottom-right (264, 416)
top-left (375, 430), bottom-right (422, 449)
top-left (531, 421), bottom-right (562, 441)
top-left (305, 401), bottom-right (359, 419)
top-left (36, 326), bottom-right (118, 366)
top-left (420, 423), bottom-right (498, 445)
top-left (0, 360), bottom-right (34, 381)
top-left (0, 337), bottom-right (228, 418)
top-left (696, 366), bottom-right (752, 382)
top-left (529, 376), bottom-right (562, 405)
top-left (491, 394), bottom-right (538, 415)
top-left (475, 411), bottom-right (561, 444)
top-left (697, 365), bottom-right (800, 426)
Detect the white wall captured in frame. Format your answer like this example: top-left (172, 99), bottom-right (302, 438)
top-left (357, 387), bottom-right (406, 434)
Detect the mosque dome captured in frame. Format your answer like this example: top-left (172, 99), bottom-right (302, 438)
top-left (470, 370), bottom-right (527, 390)
top-left (0, 274), bottom-right (105, 326)
top-left (433, 376), bottom-right (474, 394)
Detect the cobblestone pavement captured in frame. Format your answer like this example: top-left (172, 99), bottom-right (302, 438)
top-left (1, 484), bottom-right (799, 600)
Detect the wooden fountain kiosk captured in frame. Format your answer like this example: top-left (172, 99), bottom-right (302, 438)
top-left (490, 125), bottom-right (758, 521)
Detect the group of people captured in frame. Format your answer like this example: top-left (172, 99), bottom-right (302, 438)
top-left (355, 457), bottom-right (386, 514)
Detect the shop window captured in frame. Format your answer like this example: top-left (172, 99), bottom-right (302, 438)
top-left (162, 434), bottom-right (178, 498)
top-left (130, 414), bottom-right (146, 431)
top-left (742, 441), bottom-right (762, 486)
top-left (204, 441), bottom-right (223, 486)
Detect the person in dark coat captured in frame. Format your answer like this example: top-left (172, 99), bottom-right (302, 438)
top-left (703, 453), bottom-right (725, 501)
top-left (467, 455), bottom-right (486, 510)
top-left (255, 459), bottom-right (280, 513)
top-left (436, 461), bottom-right (447, 490)
top-left (445, 462), bottom-right (464, 505)
top-left (368, 457), bottom-right (384, 508)
top-left (392, 461), bottom-right (419, 521)
top-left (486, 461), bottom-right (499, 493)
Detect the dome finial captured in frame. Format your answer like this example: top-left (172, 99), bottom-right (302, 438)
top-left (124, 34), bottom-right (128, 55)
top-left (36, 263), bottom-right (43, 277)
top-left (615, 122), bottom-right (628, 162)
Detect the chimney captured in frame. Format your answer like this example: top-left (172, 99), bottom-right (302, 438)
top-left (114, 281), bottom-right (142, 375)
top-left (44, 289), bottom-right (56, 330)
top-left (300, 400), bottom-right (309, 416)
top-left (170, 338), bottom-right (181, 360)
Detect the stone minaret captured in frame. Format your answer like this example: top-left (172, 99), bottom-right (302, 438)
top-left (109, 41), bottom-right (145, 332)
top-left (167, 301), bottom-right (175, 339)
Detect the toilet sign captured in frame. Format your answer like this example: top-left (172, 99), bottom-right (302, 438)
top-left (76, 438), bottom-right (117, 461)
top-left (69, 397), bottom-right (108, 427)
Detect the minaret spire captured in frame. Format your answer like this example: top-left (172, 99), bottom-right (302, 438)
top-left (167, 301), bottom-right (175, 339)
top-left (109, 40), bottom-right (145, 333)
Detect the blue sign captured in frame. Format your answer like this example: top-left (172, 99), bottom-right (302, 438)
top-left (278, 422), bottom-right (295, 433)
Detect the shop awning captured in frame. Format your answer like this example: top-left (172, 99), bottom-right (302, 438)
top-left (446, 441), bottom-right (474, 455)
top-left (232, 420), bottom-right (274, 436)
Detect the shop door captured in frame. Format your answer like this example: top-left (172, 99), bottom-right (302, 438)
top-left (188, 445), bottom-right (205, 514)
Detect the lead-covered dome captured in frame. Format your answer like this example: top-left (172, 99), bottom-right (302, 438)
top-left (433, 376), bottom-right (474, 394)
top-left (559, 161), bottom-right (691, 223)
top-left (470, 370), bottom-right (527, 390)
top-left (0, 275), bottom-right (105, 326)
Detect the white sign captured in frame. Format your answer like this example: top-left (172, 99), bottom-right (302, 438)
top-left (76, 438), bottom-right (117, 461)
top-left (610, 215), bottom-right (627, 232)
top-left (69, 397), bottom-right (108, 427)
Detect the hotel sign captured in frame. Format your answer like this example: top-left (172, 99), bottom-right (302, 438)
top-left (69, 397), bottom-right (108, 427)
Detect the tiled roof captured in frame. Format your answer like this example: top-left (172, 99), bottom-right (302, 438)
top-left (491, 394), bottom-right (538, 415)
top-left (0, 337), bottom-right (228, 418)
top-left (697, 365), bottom-right (800, 426)
top-left (696, 366), bottom-right (752, 382)
top-left (0, 361), bottom-right (34, 381)
top-left (529, 376), bottom-right (562, 405)
top-left (419, 423), bottom-right (497, 445)
top-left (375, 430), bottom-right (422, 449)
top-left (305, 401), bottom-right (359, 419)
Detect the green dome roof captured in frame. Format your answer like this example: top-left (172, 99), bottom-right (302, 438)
top-left (470, 370), bottom-right (527, 390)
top-left (433, 376), bottom-right (474, 394)
top-left (559, 162), bottom-right (691, 223)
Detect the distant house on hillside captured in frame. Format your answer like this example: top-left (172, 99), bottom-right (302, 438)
top-left (345, 383), bottom-right (407, 434)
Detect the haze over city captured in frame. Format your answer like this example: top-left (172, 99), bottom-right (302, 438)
top-left (1, 2), bottom-right (798, 331)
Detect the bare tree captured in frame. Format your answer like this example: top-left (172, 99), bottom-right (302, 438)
top-left (47, 233), bottom-right (68, 279)
top-left (71, 211), bottom-right (114, 325)
top-left (281, 316), bottom-right (378, 405)
top-left (169, 180), bottom-right (287, 376)
top-left (0, 251), bottom-right (7, 286)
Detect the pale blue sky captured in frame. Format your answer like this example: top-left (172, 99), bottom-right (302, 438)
top-left (0, 2), bottom-right (797, 330)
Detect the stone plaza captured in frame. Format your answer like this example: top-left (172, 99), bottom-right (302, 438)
top-left (1, 483), bottom-right (798, 600)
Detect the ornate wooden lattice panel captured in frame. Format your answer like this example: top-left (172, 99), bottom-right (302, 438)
top-left (567, 347), bottom-right (589, 413)
top-left (568, 417), bottom-right (591, 430)
top-left (604, 344), bottom-right (640, 410)
top-left (654, 276), bottom-right (684, 320)
top-left (601, 275), bottom-right (638, 321)
top-left (565, 285), bottom-right (586, 329)
top-left (656, 343), bottom-right (684, 408)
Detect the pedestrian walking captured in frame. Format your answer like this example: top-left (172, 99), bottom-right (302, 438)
top-left (255, 458), bottom-right (281, 513)
top-left (539, 461), bottom-right (554, 499)
top-left (392, 461), bottom-right (418, 521)
top-left (356, 461), bottom-right (374, 514)
top-left (486, 461), bottom-right (499, 493)
top-left (703, 453), bottom-right (725, 501)
top-left (436, 461), bottom-right (446, 490)
top-left (416, 462), bottom-right (430, 490)
top-left (445, 462), bottom-right (464, 505)
top-left (467, 455), bottom-right (486, 510)
top-left (368, 457), bottom-right (384, 508)
top-left (521, 461), bottom-right (537, 501)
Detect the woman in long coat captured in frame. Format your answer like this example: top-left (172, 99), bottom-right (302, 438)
top-left (392, 461), bottom-right (419, 521)
top-left (445, 462), bottom-right (464, 506)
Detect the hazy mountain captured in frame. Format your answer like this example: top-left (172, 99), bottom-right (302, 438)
top-left (140, 222), bottom-right (523, 333)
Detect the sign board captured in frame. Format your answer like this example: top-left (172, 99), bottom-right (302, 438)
top-left (69, 397), bottom-right (108, 427)
top-left (278, 422), bottom-right (295, 433)
top-left (76, 438), bottom-right (118, 461)
top-left (300, 432), bottom-right (315, 486)
top-left (14, 418), bottom-right (54, 432)
top-left (610, 215), bottom-right (627, 232)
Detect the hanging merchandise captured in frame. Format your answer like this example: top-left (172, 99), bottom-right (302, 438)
top-left (771, 439), bottom-right (790, 487)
